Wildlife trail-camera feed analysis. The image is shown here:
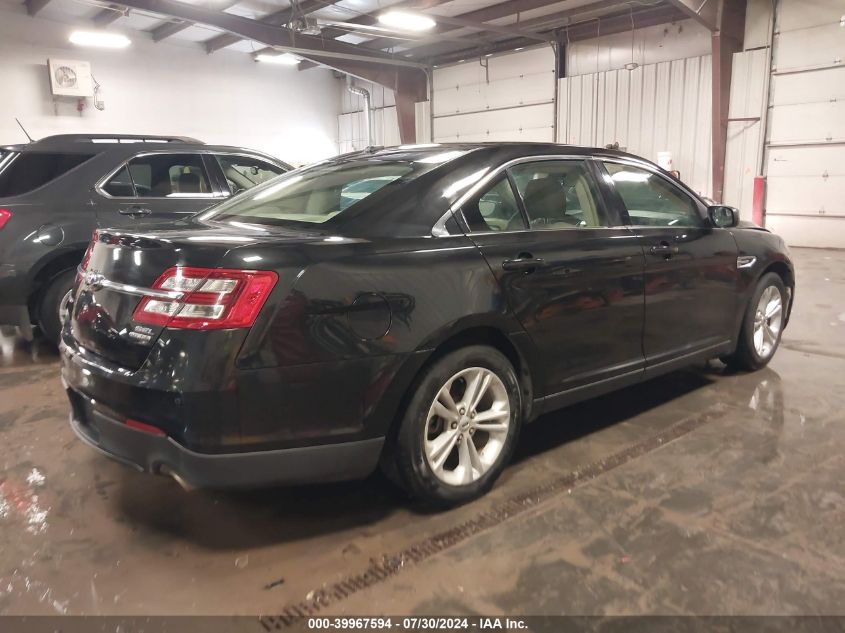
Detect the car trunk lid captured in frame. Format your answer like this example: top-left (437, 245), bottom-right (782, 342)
top-left (70, 225), bottom-right (247, 369)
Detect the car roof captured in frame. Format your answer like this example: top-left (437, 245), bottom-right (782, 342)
top-left (331, 142), bottom-right (658, 169)
top-left (1, 134), bottom-right (288, 167)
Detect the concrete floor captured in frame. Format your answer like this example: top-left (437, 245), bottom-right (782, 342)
top-left (0, 247), bottom-right (843, 617)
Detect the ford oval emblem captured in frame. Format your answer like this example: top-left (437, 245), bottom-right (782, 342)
top-left (84, 270), bottom-right (105, 291)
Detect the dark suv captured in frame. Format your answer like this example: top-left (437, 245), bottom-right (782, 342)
top-left (0, 134), bottom-right (290, 343)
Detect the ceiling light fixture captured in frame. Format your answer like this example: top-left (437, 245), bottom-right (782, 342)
top-left (377, 10), bottom-right (436, 32)
top-left (69, 31), bottom-right (130, 48)
top-left (255, 53), bottom-right (301, 66)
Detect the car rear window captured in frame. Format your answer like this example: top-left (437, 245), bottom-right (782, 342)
top-left (201, 153), bottom-right (463, 227)
top-left (0, 152), bottom-right (95, 197)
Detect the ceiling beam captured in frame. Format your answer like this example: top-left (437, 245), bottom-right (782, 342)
top-left (430, 14), bottom-right (554, 42)
top-left (664, 0), bottom-right (719, 31)
top-left (24, 0), bottom-right (52, 16)
top-left (427, 4), bottom-right (688, 66)
top-left (106, 0), bottom-right (424, 68)
top-left (396, 0), bottom-right (628, 59)
top-left (361, 0), bottom-right (628, 53)
top-left (92, 4), bottom-right (127, 26)
top-left (150, 0), bottom-right (239, 43)
top-left (204, 0), bottom-right (335, 54)
top-left (151, 19), bottom-right (190, 41)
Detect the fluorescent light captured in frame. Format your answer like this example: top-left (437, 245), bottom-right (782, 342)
top-left (378, 10), bottom-right (436, 32)
top-left (69, 31), bottom-right (130, 49)
top-left (256, 53), bottom-right (301, 65)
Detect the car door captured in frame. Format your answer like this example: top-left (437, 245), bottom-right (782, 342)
top-left (212, 153), bottom-right (288, 197)
top-left (95, 152), bottom-right (223, 226)
top-left (599, 160), bottom-right (738, 373)
top-left (460, 158), bottom-right (646, 403)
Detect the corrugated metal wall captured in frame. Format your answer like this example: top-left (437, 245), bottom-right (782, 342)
top-left (431, 47), bottom-right (556, 143)
top-left (558, 55), bottom-right (713, 197)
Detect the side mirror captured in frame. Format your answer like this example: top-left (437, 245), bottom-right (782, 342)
top-left (708, 205), bottom-right (739, 228)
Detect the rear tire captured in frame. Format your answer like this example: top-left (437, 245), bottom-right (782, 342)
top-left (389, 345), bottom-right (521, 507)
top-left (37, 270), bottom-right (75, 346)
top-left (724, 272), bottom-right (787, 371)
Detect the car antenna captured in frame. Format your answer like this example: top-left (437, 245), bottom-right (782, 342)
top-left (15, 118), bottom-right (35, 143)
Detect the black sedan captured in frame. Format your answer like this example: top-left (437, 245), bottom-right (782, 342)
top-left (60, 143), bottom-right (795, 505)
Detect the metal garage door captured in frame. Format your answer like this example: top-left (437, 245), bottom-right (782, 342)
top-left (765, 0), bottom-right (845, 248)
top-left (432, 47), bottom-right (556, 143)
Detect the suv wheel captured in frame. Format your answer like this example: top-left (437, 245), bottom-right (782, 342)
top-left (724, 272), bottom-right (787, 371)
top-left (390, 345), bottom-right (521, 506)
top-left (37, 270), bottom-right (75, 346)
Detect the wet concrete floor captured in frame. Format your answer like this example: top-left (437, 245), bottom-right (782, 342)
top-left (0, 247), bottom-right (843, 616)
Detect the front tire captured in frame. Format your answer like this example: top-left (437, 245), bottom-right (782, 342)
top-left (390, 345), bottom-right (522, 506)
top-left (37, 270), bottom-right (75, 346)
top-left (725, 272), bottom-right (787, 371)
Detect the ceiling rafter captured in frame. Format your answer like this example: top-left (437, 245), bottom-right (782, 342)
top-left (92, 4), bottom-right (126, 26)
top-left (150, 0), bottom-right (239, 42)
top-left (362, 0), bottom-right (631, 54)
top-left (204, 0), bottom-right (337, 54)
top-left (429, 3), bottom-right (687, 66)
top-left (24, 0), bottom-right (52, 16)
top-left (104, 0), bottom-right (427, 70)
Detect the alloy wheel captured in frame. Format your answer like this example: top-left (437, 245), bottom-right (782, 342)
top-left (753, 285), bottom-right (783, 359)
top-left (423, 367), bottom-right (511, 486)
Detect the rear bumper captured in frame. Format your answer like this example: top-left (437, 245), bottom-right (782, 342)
top-left (66, 385), bottom-right (384, 489)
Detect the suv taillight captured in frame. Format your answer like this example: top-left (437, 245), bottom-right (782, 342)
top-left (0, 209), bottom-right (11, 230)
top-left (132, 267), bottom-right (278, 330)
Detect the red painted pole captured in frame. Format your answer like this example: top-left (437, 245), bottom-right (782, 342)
top-left (752, 176), bottom-right (766, 227)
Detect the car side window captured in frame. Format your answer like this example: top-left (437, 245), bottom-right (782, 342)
top-left (104, 153), bottom-right (213, 198)
top-left (604, 162), bottom-right (703, 227)
top-left (101, 166), bottom-right (136, 197)
top-left (509, 161), bottom-right (606, 229)
top-left (216, 155), bottom-right (285, 195)
top-left (461, 175), bottom-right (525, 232)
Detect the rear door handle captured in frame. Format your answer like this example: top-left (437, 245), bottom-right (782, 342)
top-left (650, 241), bottom-right (679, 258)
top-left (502, 257), bottom-right (546, 273)
top-left (119, 206), bottom-right (152, 216)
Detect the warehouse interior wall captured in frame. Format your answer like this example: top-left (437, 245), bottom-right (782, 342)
top-left (559, 54), bottom-right (713, 198)
top-left (0, 5), bottom-right (342, 165)
top-left (338, 79), bottom-right (401, 153)
top-left (423, 21), bottom-right (714, 196)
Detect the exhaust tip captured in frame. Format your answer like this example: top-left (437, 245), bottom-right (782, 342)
top-left (158, 465), bottom-right (196, 492)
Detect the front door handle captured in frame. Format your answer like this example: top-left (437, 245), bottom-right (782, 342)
top-left (119, 206), bottom-right (152, 217)
top-left (502, 257), bottom-right (547, 273)
top-left (650, 241), bottom-right (679, 258)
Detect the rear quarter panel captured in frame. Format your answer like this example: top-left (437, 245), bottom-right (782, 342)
top-left (223, 234), bottom-right (532, 447)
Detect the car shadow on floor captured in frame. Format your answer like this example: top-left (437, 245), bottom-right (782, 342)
top-left (111, 365), bottom-right (729, 550)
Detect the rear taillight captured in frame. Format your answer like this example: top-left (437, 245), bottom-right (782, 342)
top-left (132, 267), bottom-right (278, 330)
top-left (0, 208), bottom-right (11, 230)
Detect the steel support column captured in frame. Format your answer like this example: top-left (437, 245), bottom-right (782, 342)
top-left (711, 0), bottom-right (746, 202)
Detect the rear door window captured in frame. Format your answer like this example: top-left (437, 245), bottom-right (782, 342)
top-left (0, 152), bottom-right (94, 196)
top-left (102, 153), bottom-right (214, 198)
top-left (509, 161), bottom-right (607, 229)
top-left (461, 175), bottom-right (525, 232)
